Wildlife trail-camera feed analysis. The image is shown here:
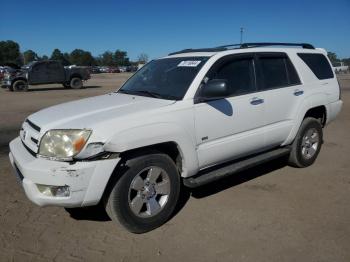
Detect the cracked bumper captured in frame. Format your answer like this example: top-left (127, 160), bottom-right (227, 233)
top-left (9, 137), bottom-right (120, 207)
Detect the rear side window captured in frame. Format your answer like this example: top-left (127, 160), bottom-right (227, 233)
top-left (214, 58), bottom-right (256, 96)
top-left (297, 53), bottom-right (334, 80)
top-left (258, 54), bottom-right (301, 90)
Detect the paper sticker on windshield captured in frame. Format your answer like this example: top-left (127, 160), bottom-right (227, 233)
top-left (177, 61), bottom-right (202, 67)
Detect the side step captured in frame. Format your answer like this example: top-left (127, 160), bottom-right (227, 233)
top-left (183, 148), bottom-right (290, 188)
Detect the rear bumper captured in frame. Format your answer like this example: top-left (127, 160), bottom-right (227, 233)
top-left (9, 137), bottom-right (120, 207)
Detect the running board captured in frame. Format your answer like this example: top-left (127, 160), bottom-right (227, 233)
top-left (183, 148), bottom-right (290, 188)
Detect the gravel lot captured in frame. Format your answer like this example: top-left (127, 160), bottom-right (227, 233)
top-left (0, 73), bottom-right (349, 262)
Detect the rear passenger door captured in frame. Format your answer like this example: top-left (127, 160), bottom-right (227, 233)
top-left (255, 52), bottom-right (302, 148)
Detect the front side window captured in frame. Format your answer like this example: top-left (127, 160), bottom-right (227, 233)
top-left (209, 57), bottom-right (256, 96)
top-left (119, 57), bottom-right (208, 100)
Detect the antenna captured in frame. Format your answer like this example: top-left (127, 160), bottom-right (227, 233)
top-left (240, 27), bottom-right (244, 44)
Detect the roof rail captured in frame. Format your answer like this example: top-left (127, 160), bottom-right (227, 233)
top-left (168, 47), bottom-right (227, 56)
top-left (168, 42), bottom-right (315, 55)
top-left (239, 42), bottom-right (315, 49)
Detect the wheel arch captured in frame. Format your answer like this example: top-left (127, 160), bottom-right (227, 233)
top-left (70, 73), bottom-right (82, 80)
top-left (283, 103), bottom-right (327, 146)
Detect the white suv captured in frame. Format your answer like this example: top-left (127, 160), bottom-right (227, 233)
top-left (9, 43), bottom-right (343, 233)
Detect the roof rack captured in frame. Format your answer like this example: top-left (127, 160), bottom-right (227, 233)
top-left (168, 42), bottom-right (315, 55)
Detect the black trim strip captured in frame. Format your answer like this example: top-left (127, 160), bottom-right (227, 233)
top-left (14, 163), bottom-right (24, 182)
top-left (26, 119), bottom-right (41, 132)
top-left (31, 137), bottom-right (38, 144)
top-left (21, 140), bottom-right (37, 157)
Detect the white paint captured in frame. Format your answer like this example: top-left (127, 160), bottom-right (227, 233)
top-left (9, 46), bottom-right (343, 207)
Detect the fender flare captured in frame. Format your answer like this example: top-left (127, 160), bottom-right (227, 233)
top-left (103, 122), bottom-right (199, 177)
top-left (283, 93), bottom-right (328, 146)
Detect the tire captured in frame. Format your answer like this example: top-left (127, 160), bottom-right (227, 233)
top-left (12, 80), bottom-right (28, 92)
top-left (105, 152), bottom-right (181, 233)
top-left (288, 117), bottom-right (323, 168)
top-left (70, 77), bottom-right (83, 89)
top-left (62, 82), bottom-right (71, 88)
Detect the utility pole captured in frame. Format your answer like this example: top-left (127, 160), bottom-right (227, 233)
top-left (240, 27), bottom-right (244, 44)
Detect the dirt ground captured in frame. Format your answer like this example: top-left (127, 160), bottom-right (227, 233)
top-left (0, 73), bottom-right (349, 262)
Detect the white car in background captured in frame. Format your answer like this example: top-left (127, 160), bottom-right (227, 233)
top-left (9, 42), bottom-right (342, 233)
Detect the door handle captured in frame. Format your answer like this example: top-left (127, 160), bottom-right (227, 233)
top-left (294, 90), bottom-right (304, 96)
top-left (250, 97), bottom-right (264, 105)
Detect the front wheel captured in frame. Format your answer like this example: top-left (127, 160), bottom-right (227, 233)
top-left (12, 80), bottom-right (28, 92)
top-left (288, 117), bottom-right (323, 168)
top-left (105, 152), bottom-right (180, 233)
top-left (70, 77), bottom-right (83, 89)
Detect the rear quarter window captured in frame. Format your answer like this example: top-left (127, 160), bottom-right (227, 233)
top-left (297, 53), bottom-right (334, 80)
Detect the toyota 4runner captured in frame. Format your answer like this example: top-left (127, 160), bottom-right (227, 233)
top-left (9, 43), bottom-right (343, 233)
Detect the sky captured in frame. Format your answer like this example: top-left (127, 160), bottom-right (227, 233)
top-left (1, 0), bottom-right (349, 60)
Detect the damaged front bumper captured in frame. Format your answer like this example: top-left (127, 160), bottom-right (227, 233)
top-left (9, 137), bottom-right (120, 207)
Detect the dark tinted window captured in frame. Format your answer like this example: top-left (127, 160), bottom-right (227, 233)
top-left (260, 56), bottom-right (289, 89)
top-left (285, 58), bottom-right (301, 85)
top-left (32, 63), bottom-right (46, 72)
top-left (47, 62), bottom-right (60, 70)
top-left (298, 53), bottom-right (334, 79)
top-left (214, 58), bottom-right (255, 96)
top-left (258, 54), bottom-right (301, 90)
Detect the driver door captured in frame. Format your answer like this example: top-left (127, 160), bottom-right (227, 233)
top-left (29, 62), bottom-right (50, 84)
top-left (194, 54), bottom-right (266, 169)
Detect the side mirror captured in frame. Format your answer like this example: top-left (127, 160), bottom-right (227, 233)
top-left (196, 79), bottom-right (229, 103)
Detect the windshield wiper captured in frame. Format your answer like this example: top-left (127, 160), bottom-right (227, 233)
top-left (118, 89), bottom-right (163, 98)
top-left (118, 89), bottom-right (178, 100)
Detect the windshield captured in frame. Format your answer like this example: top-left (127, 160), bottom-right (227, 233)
top-left (118, 57), bottom-right (209, 100)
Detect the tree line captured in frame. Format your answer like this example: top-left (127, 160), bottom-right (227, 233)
top-left (0, 40), bottom-right (149, 67)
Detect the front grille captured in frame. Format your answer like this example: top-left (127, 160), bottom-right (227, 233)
top-left (26, 119), bottom-right (41, 132)
top-left (31, 137), bottom-right (38, 144)
top-left (21, 119), bottom-right (41, 154)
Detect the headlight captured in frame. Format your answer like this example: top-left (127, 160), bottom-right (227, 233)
top-left (38, 129), bottom-right (91, 160)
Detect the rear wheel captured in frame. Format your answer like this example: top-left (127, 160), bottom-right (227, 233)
top-left (70, 77), bottom-right (83, 89)
top-left (105, 152), bottom-right (180, 233)
top-left (12, 80), bottom-right (28, 92)
top-left (288, 117), bottom-right (323, 167)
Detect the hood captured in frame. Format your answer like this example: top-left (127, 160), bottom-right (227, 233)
top-left (28, 93), bottom-right (175, 131)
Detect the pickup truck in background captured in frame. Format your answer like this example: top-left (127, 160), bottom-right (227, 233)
top-left (1, 60), bottom-right (90, 91)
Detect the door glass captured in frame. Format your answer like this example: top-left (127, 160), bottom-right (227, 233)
top-left (213, 58), bottom-right (255, 96)
top-left (259, 57), bottom-right (289, 89)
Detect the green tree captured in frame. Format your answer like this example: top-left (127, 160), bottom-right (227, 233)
top-left (70, 49), bottom-right (95, 66)
top-left (327, 52), bottom-right (339, 64)
top-left (23, 50), bottom-right (39, 64)
top-left (50, 48), bottom-right (70, 65)
top-left (100, 51), bottom-right (115, 66)
top-left (41, 55), bottom-right (49, 60)
top-left (114, 50), bottom-right (130, 66)
top-left (0, 40), bottom-right (21, 65)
